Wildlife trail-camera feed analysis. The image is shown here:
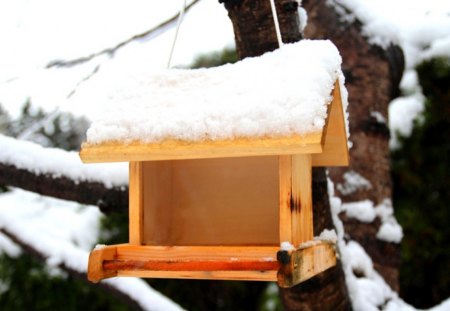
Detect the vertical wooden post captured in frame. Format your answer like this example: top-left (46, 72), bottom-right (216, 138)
top-left (129, 161), bottom-right (143, 245)
top-left (279, 154), bottom-right (313, 247)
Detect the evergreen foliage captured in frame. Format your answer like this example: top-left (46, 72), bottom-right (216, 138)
top-left (190, 47), bottom-right (237, 69)
top-left (392, 57), bottom-right (450, 308)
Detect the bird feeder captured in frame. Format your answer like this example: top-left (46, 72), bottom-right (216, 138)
top-left (79, 40), bottom-right (349, 288)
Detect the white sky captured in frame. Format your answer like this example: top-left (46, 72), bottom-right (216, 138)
top-left (0, 0), bottom-right (235, 118)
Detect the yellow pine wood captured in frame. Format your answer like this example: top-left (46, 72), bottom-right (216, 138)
top-left (277, 242), bottom-right (337, 288)
top-left (86, 243), bottom-right (336, 285)
top-left (278, 154), bottom-right (313, 246)
top-left (87, 246), bottom-right (117, 283)
top-left (117, 270), bottom-right (277, 282)
top-left (279, 155), bottom-right (293, 243)
top-left (114, 245), bottom-right (279, 261)
top-left (292, 154), bottom-right (313, 245)
top-left (142, 157), bottom-right (279, 246)
top-left (79, 133), bottom-right (323, 163)
top-left (312, 81), bottom-right (349, 167)
top-left (129, 162), bottom-right (143, 245)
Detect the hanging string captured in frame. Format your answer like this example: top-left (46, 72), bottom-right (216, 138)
top-left (167, 0), bottom-right (187, 68)
top-left (269, 0), bottom-right (283, 48)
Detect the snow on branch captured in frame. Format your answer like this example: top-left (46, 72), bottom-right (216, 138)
top-left (46, 0), bottom-right (201, 69)
top-left (0, 189), bottom-right (184, 311)
top-left (0, 135), bottom-right (128, 212)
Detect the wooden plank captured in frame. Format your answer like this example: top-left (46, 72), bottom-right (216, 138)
top-left (277, 242), bottom-right (337, 288)
top-left (93, 245), bottom-right (279, 282)
top-left (129, 162), bottom-right (143, 245)
top-left (87, 243), bottom-right (335, 285)
top-left (142, 157), bottom-right (279, 246)
top-left (117, 270), bottom-right (277, 282)
top-left (115, 245), bottom-right (279, 261)
top-left (79, 133), bottom-right (323, 163)
top-left (142, 161), bottom-right (173, 245)
top-left (312, 81), bottom-right (349, 167)
top-left (104, 259), bottom-right (279, 272)
top-left (292, 154), bottom-right (313, 245)
top-left (279, 155), bottom-right (313, 246)
top-left (279, 155), bottom-right (293, 243)
top-left (87, 245), bottom-right (117, 283)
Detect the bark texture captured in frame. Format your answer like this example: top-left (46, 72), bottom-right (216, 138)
top-left (222, 1), bottom-right (352, 310)
top-left (302, 0), bottom-right (404, 291)
top-left (221, 0), bottom-right (302, 58)
top-left (0, 163), bottom-right (128, 213)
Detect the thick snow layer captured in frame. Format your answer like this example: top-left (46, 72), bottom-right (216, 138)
top-left (80, 40), bottom-right (347, 145)
top-left (0, 134), bottom-right (128, 188)
top-left (0, 189), bottom-right (184, 311)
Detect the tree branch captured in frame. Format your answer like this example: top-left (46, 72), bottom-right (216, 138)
top-left (0, 162), bottom-right (128, 213)
top-left (0, 228), bottom-right (143, 311)
top-left (46, 0), bottom-right (201, 68)
top-left (0, 135), bottom-right (128, 213)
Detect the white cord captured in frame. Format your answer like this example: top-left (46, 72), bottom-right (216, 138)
top-left (167, 0), bottom-right (187, 68)
top-left (269, 0), bottom-right (283, 48)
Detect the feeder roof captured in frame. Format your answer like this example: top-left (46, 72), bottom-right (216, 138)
top-left (80, 40), bottom-right (349, 165)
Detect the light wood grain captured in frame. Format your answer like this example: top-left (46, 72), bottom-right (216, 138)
top-left (115, 245), bottom-right (279, 261)
top-left (312, 81), bottom-right (349, 167)
top-left (86, 243), bottom-right (336, 285)
top-left (117, 270), bottom-right (278, 281)
top-left (291, 154), bottom-right (313, 245)
top-left (113, 245), bottom-right (279, 282)
top-left (279, 155), bottom-right (313, 246)
top-left (277, 242), bottom-right (337, 288)
top-left (79, 133), bottom-right (323, 163)
top-left (87, 246), bottom-right (117, 283)
top-left (129, 162), bottom-right (143, 245)
top-left (279, 155), bottom-right (293, 243)
top-left (142, 157), bottom-right (280, 246)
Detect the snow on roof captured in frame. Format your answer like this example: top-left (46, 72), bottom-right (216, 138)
top-left (82, 40), bottom-right (347, 145)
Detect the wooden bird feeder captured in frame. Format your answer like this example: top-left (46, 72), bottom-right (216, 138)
top-left (79, 41), bottom-right (349, 288)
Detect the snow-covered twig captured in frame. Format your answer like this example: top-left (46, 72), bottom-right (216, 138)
top-left (0, 135), bottom-right (128, 212)
top-left (46, 0), bottom-right (201, 69)
top-left (0, 227), bottom-right (143, 310)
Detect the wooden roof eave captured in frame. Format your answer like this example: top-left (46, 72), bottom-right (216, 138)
top-left (79, 81), bottom-right (349, 166)
top-left (79, 132), bottom-right (324, 163)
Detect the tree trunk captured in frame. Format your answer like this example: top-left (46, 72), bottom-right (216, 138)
top-left (221, 1), bottom-right (352, 310)
top-left (302, 0), bottom-right (404, 291)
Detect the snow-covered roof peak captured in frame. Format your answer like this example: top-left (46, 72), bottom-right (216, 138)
top-left (82, 40), bottom-right (347, 145)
